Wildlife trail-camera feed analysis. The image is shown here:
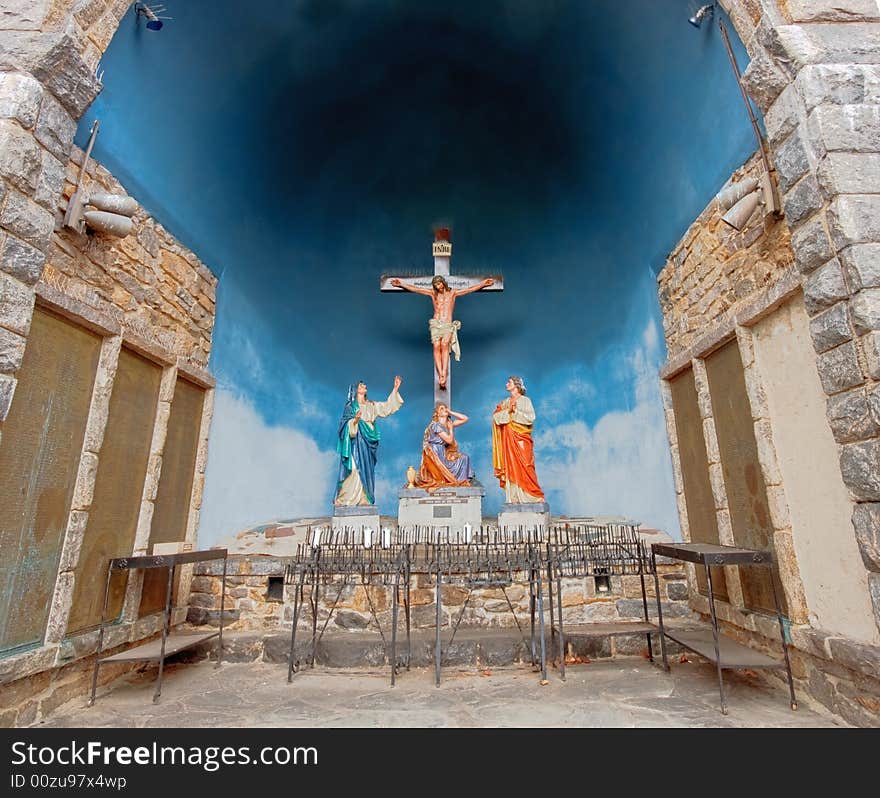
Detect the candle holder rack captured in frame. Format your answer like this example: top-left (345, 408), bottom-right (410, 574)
top-left (283, 522), bottom-right (660, 688)
top-left (543, 522), bottom-right (658, 681)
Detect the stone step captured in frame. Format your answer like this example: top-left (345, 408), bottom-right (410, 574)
top-left (175, 626), bottom-right (689, 670)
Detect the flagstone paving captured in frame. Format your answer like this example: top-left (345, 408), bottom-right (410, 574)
top-left (34, 658), bottom-right (845, 728)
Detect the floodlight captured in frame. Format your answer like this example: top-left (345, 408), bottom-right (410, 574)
top-left (135, 3), bottom-right (172, 31)
top-left (689, 3), bottom-right (714, 28)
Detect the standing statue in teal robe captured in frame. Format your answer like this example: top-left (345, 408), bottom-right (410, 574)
top-left (335, 376), bottom-right (404, 506)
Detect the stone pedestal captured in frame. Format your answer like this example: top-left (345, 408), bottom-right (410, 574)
top-left (498, 502), bottom-right (551, 533)
top-left (332, 504), bottom-right (381, 535)
top-left (398, 481), bottom-right (485, 532)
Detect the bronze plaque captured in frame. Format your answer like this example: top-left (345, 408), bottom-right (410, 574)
top-left (705, 340), bottom-right (786, 614)
top-left (669, 368), bottom-right (728, 601)
top-left (139, 377), bottom-right (204, 616)
top-left (67, 348), bottom-right (162, 635)
top-left (0, 308), bottom-right (101, 655)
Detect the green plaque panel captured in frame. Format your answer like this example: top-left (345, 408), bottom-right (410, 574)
top-left (705, 340), bottom-right (786, 615)
top-left (67, 348), bottom-right (162, 634)
top-left (0, 308), bottom-right (101, 655)
top-left (139, 377), bottom-right (205, 616)
top-left (669, 367), bottom-right (728, 601)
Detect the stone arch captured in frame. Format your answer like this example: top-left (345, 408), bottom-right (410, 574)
top-left (0, 0), bottom-right (878, 619)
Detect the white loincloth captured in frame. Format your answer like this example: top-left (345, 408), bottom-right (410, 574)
top-left (429, 318), bottom-right (462, 362)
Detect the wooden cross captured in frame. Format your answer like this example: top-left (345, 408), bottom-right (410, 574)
top-left (380, 228), bottom-right (503, 405)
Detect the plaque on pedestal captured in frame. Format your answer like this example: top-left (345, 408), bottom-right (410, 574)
top-left (332, 504), bottom-right (380, 534)
top-left (498, 502), bottom-right (551, 535)
top-left (398, 480), bottom-right (485, 530)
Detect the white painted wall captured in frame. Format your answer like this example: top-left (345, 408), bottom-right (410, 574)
top-left (752, 295), bottom-right (879, 644)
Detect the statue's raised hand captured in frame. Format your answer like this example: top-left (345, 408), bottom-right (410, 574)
top-left (393, 375), bottom-right (402, 392)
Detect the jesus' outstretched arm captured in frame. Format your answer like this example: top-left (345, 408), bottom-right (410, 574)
top-left (391, 278), bottom-right (433, 296)
top-left (454, 277), bottom-right (494, 296)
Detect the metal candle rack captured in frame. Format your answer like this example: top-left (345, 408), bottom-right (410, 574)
top-left (421, 535), bottom-right (546, 685)
top-left (284, 522), bottom-right (654, 687)
top-left (285, 534), bottom-right (405, 684)
top-left (543, 522), bottom-right (656, 680)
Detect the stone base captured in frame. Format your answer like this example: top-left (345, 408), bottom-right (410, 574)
top-left (398, 481), bottom-right (485, 531)
top-left (498, 502), bottom-right (551, 533)
top-left (332, 504), bottom-right (380, 534)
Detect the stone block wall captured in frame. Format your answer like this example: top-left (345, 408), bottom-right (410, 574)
top-left (0, 141), bottom-right (217, 725)
top-left (43, 146), bottom-right (216, 369)
top-left (0, 1), bottom-right (130, 99)
top-left (658, 148), bottom-right (880, 725)
top-left (719, 618), bottom-right (880, 726)
top-left (725, 0), bottom-right (880, 638)
top-left (0, 0), bottom-right (132, 427)
top-left (0, 145), bottom-right (217, 725)
top-left (1, 645), bottom-right (151, 729)
top-left (187, 554), bottom-right (694, 662)
top-left (658, 152), bottom-right (795, 362)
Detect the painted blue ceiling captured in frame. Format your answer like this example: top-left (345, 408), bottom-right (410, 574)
top-left (78, 1), bottom-right (756, 540)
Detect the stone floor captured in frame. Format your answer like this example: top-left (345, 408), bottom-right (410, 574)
top-left (36, 658), bottom-right (845, 728)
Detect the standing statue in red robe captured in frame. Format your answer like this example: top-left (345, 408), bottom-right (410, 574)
top-left (492, 375), bottom-right (545, 503)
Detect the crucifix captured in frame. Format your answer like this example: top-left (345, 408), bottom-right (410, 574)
top-left (380, 228), bottom-right (503, 405)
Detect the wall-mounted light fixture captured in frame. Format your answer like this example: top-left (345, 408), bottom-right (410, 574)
top-left (688, 3), bottom-right (714, 28)
top-left (135, 2), bottom-right (171, 31)
top-left (688, 3), bottom-right (781, 228)
top-left (715, 173), bottom-right (778, 230)
top-left (63, 120), bottom-right (137, 238)
top-left (83, 193), bottom-right (137, 237)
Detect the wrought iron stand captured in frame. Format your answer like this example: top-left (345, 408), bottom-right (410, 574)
top-left (285, 534), bottom-right (408, 684)
top-left (546, 522), bottom-right (657, 680)
top-left (651, 542), bottom-right (797, 715)
top-left (88, 548), bottom-right (228, 705)
top-left (284, 526), bottom-right (550, 687)
top-left (422, 535), bottom-right (547, 686)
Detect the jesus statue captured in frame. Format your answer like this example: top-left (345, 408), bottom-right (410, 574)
top-left (390, 275), bottom-right (494, 390)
